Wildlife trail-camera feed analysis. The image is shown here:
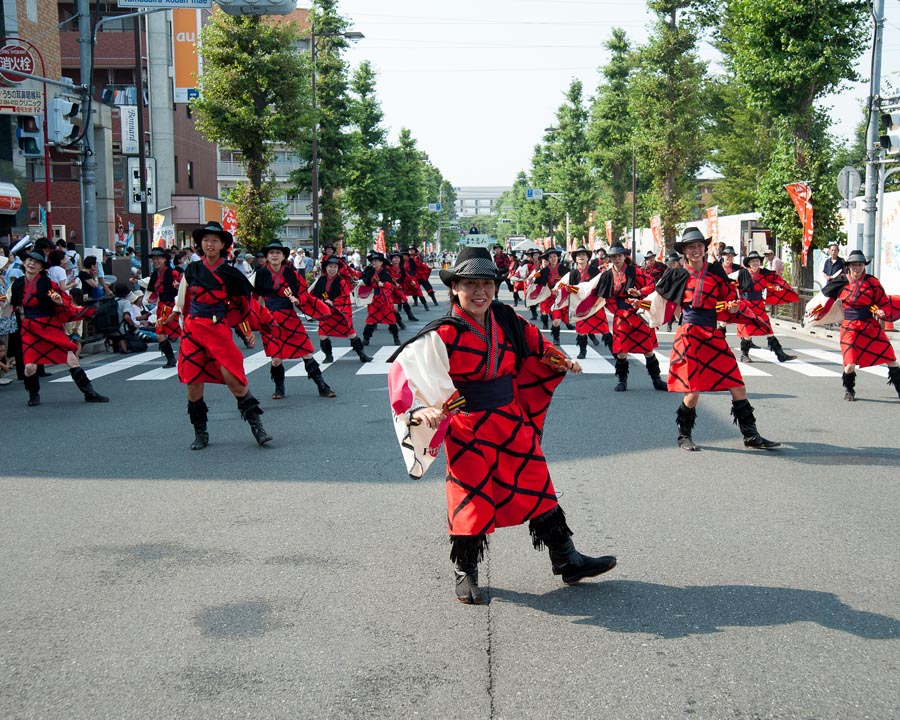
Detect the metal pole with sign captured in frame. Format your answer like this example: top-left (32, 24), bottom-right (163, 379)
top-left (837, 165), bottom-right (862, 252)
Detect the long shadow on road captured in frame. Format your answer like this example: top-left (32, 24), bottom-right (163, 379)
top-left (491, 580), bottom-right (900, 640)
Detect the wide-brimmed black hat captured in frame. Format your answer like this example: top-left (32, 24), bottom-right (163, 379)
top-left (367, 251), bottom-right (386, 263)
top-left (606, 243), bottom-right (627, 257)
top-left (323, 243), bottom-right (336, 251)
top-left (643, 250), bottom-right (657, 259)
top-left (541, 246), bottom-right (563, 259)
top-left (666, 252), bottom-right (682, 263)
top-left (527, 248), bottom-right (542, 256)
top-left (25, 250), bottom-right (48, 266)
top-left (845, 249), bottom-right (872, 265)
top-left (407, 246), bottom-right (420, 252)
top-left (742, 250), bottom-right (764, 267)
top-left (264, 240), bottom-right (290, 256)
top-left (674, 227), bottom-right (709, 252)
top-left (572, 246), bottom-right (592, 258)
top-left (439, 246), bottom-right (499, 286)
top-left (148, 248), bottom-right (168, 259)
top-left (323, 256), bottom-right (342, 267)
top-left (388, 250), bottom-right (402, 259)
top-left (192, 221), bottom-right (233, 250)
top-left (721, 246), bottom-right (737, 256)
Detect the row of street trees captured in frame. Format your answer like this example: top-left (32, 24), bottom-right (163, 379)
top-left (498, 0), bottom-right (870, 288)
top-left (192, 0), bottom-right (456, 254)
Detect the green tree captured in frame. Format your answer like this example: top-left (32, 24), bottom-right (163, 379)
top-left (193, 11), bottom-right (308, 250)
top-left (629, 0), bottom-right (710, 247)
top-left (381, 129), bottom-right (425, 248)
top-left (345, 60), bottom-right (387, 251)
top-left (524, 135), bottom-right (563, 241)
top-left (588, 27), bottom-right (635, 232)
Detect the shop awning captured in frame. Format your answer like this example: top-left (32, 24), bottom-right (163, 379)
top-left (0, 182), bottom-right (22, 215)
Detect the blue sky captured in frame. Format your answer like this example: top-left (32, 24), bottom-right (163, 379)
top-left (326, 0), bottom-right (900, 187)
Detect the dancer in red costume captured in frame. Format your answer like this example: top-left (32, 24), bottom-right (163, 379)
top-left (641, 250), bottom-right (665, 284)
top-left (388, 246), bottom-right (615, 604)
top-left (387, 250), bottom-right (417, 327)
top-left (407, 246), bottom-right (439, 308)
top-left (533, 247), bottom-right (569, 341)
top-left (735, 250), bottom-right (798, 363)
top-left (513, 248), bottom-right (541, 321)
top-left (656, 227), bottom-right (779, 451)
top-left (400, 248), bottom-right (429, 312)
top-left (360, 251), bottom-right (401, 346)
top-left (821, 249), bottom-right (900, 401)
top-left (596, 243), bottom-right (665, 391)
top-left (147, 247), bottom-right (182, 368)
top-left (177, 221), bottom-right (271, 450)
top-left (10, 251), bottom-right (108, 406)
top-left (310, 256), bottom-right (373, 363)
top-left (566, 246), bottom-right (612, 358)
top-left (254, 240), bottom-right (335, 400)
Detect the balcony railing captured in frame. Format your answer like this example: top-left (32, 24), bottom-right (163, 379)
top-left (217, 159), bottom-right (305, 179)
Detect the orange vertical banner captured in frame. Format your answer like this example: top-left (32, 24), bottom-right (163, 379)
top-left (707, 206), bottom-right (719, 247)
top-left (605, 220), bottom-right (613, 245)
top-left (785, 183), bottom-right (814, 267)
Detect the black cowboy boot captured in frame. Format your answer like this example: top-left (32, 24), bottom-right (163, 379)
top-left (739, 338), bottom-right (753, 363)
top-left (420, 297), bottom-right (430, 312)
top-left (842, 371), bottom-right (857, 401)
top-left (362, 324), bottom-right (374, 346)
top-left (389, 324), bottom-right (401, 346)
top-left (576, 335), bottom-right (588, 360)
top-left (350, 336), bottom-right (374, 363)
top-left (614, 357), bottom-right (628, 392)
top-left (513, 291), bottom-right (521, 306)
top-left (24, 373), bottom-right (40, 406)
top-left (676, 402), bottom-right (698, 451)
top-left (320, 338), bottom-right (334, 364)
top-left (160, 339), bottom-right (177, 368)
top-left (429, 290), bottom-right (439, 307)
top-left (551, 324), bottom-right (561, 346)
top-left (529, 506), bottom-right (616, 585)
top-left (731, 399), bottom-right (779, 450)
top-left (767, 336), bottom-right (796, 362)
top-left (237, 393), bottom-right (272, 445)
top-left (69, 367), bottom-right (109, 402)
top-left (541, 314), bottom-right (549, 330)
top-left (187, 398), bottom-right (209, 450)
top-left (394, 311), bottom-right (406, 330)
top-left (645, 354), bottom-right (667, 391)
top-left (304, 357), bottom-right (336, 398)
top-left (588, 333), bottom-right (600, 347)
top-left (412, 295), bottom-right (420, 307)
top-left (887, 366), bottom-right (900, 399)
top-left (403, 302), bottom-right (418, 322)
top-left (602, 332), bottom-right (614, 353)
top-left (530, 306), bottom-right (538, 321)
top-left (450, 535), bottom-right (488, 605)
top-left (270, 363), bottom-right (286, 399)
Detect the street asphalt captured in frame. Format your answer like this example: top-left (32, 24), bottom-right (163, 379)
top-left (1, 284), bottom-right (898, 719)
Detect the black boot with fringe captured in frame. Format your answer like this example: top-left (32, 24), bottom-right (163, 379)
top-left (529, 506), bottom-right (616, 585)
top-left (450, 535), bottom-right (488, 605)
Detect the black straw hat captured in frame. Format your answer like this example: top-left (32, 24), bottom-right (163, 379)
top-left (606, 243), bottom-right (627, 257)
top-left (25, 250), bottom-right (48, 266)
top-left (674, 227), bottom-right (709, 252)
top-left (572, 246), bottom-right (592, 258)
top-left (742, 250), bottom-right (764, 267)
top-left (845, 249), bottom-right (872, 265)
top-left (439, 246), bottom-right (499, 286)
top-left (264, 240), bottom-right (290, 256)
top-left (192, 221), bottom-right (233, 250)
top-left (367, 251), bottom-right (386, 263)
top-left (148, 248), bottom-right (168, 259)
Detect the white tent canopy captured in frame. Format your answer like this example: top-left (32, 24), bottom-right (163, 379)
top-left (511, 238), bottom-right (540, 252)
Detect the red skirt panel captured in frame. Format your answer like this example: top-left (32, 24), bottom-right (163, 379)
top-left (262, 308), bottom-right (314, 359)
top-left (736, 299), bottom-right (773, 337)
top-left (155, 301), bottom-right (183, 340)
top-left (179, 316), bottom-right (248, 386)
top-left (840, 319), bottom-right (896, 368)
top-left (668, 322), bottom-right (744, 393)
top-left (612, 310), bottom-right (657, 354)
top-left (404, 275), bottom-right (423, 298)
top-left (22, 316), bottom-right (77, 365)
top-left (445, 401), bottom-right (559, 536)
top-left (366, 294), bottom-right (396, 326)
top-left (576, 310), bottom-right (609, 335)
top-left (318, 294), bottom-right (355, 338)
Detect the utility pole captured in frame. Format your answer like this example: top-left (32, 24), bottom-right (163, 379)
top-left (862, 0), bottom-right (885, 259)
top-left (77, 0), bottom-right (97, 249)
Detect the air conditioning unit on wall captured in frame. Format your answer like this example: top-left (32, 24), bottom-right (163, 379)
top-left (52, 224), bottom-right (66, 241)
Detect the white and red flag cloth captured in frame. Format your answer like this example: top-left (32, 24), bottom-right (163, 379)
top-left (222, 206), bottom-right (238, 236)
top-left (706, 206), bottom-right (719, 247)
top-left (650, 215), bottom-right (663, 258)
top-left (785, 182), bottom-right (814, 267)
top-left (605, 220), bottom-right (613, 245)
top-left (375, 229), bottom-right (386, 255)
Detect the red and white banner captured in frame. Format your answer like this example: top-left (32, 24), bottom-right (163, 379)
top-left (785, 183), bottom-right (814, 267)
top-left (221, 205), bottom-right (238, 236)
top-left (375, 229), bottom-right (386, 255)
top-left (650, 214), bottom-right (662, 251)
top-left (605, 220), bottom-right (613, 245)
top-left (588, 225), bottom-right (596, 250)
top-left (707, 206), bottom-right (719, 246)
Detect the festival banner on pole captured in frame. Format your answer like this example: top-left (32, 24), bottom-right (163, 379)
top-left (375, 229), bottom-right (386, 254)
top-left (588, 225), bottom-right (595, 250)
top-left (650, 215), bottom-right (662, 256)
top-left (605, 220), bottom-right (613, 245)
top-left (785, 182), bottom-right (814, 266)
top-left (707, 206), bottom-right (719, 246)
top-left (221, 205), bottom-right (237, 236)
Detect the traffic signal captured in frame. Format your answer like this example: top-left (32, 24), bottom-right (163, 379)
top-left (879, 110), bottom-right (900, 155)
top-left (48, 96), bottom-right (80, 146)
top-left (15, 114), bottom-right (44, 157)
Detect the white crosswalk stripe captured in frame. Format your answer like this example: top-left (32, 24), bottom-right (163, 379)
top-left (560, 345), bottom-right (615, 373)
top-left (129, 365), bottom-right (179, 381)
top-left (284, 347), bottom-right (352, 376)
top-left (747, 348), bottom-right (842, 377)
top-left (355, 345), bottom-right (395, 375)
top-left (51, 353), bottom-right (157, 382)
top-left (793, 348), bottom-right (889, 377)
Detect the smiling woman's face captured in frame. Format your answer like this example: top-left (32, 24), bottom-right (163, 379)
top-left (452, 278), bottom-right (495, 318)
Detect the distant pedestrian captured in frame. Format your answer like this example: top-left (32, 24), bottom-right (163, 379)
top-left (763, 248), bottom-right (784, 276)
top-left (821, 242), bottom-right (845, 287)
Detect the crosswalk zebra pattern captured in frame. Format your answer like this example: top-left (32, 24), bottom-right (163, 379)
top-left (57, 345), bottom-right (888, 382)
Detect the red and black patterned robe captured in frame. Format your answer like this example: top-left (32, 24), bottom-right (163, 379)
top-left (386, 262), bottom-right (409, 305)
top-left (825, 274), bottom-right (897, 368)
top-left (596, 264), bottom-right (657, 354)
top-left (402, 257), bottom-right (424, 300)
top-left (360, 265), bottom-right (397, 326)
top-left (310, 272), bottom-right (355, 338)
top-left (657, 262), bottom-right (743, 393)
top-left (11, 273), bottom-right (77, 365)
top-left (535, 263), bottom-right (567, 319)
top-left (148, 265), bottom-right (182, 340)
top-left (642, 260), bottom-right (665, 284)
top-left (391, 302), bottom-right (566, 536)
top-left (567, 265), bottom-right (609, 335)
top-left (255, 263), bottom-right (329, 359)
top-left (735, 267), bottom-right (784, 338)
top-left (178, 258), bottom-right (254, 386)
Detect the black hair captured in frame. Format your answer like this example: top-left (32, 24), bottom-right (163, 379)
top-left (83, 255), bottom-right (98, 269)
top-left (48, 249), bottom-right (65, 267)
